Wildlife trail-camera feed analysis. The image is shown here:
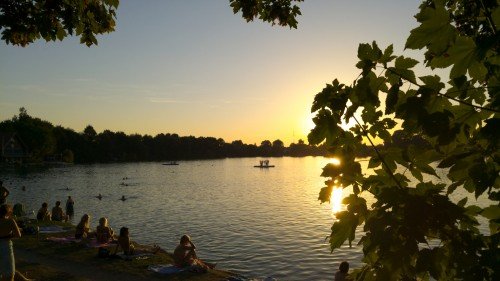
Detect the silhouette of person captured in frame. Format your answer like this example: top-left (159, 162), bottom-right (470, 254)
top-left (66, 196), bottom-right (75, 218)
top-left (334, 261), bottom-right (349, 281)
top-left (0, 180), bottom-right (10, 204)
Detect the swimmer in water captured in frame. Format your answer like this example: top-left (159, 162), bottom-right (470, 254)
top-left (97, 193), bottom-right (103, 200)
top-left (120, 195), bottom-right (126, 201)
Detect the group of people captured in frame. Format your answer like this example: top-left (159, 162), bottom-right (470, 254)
top-left (1, 180), bottom-right (349, 280)
top-left (36, 197), bottom-right (74, 222)
top-left (73, 213), bottom-right (211, 270)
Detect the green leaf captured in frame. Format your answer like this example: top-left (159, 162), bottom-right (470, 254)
top-left (405, 2), bottom-right (455, 55)
top-left (457, 197), bottom-right (468, 207)
top-left (329, 211), bottom-right (358, 250)
top-left (379, 44), bottom-right (396, 65)
top-left (385, 82), bottom-right (400, 115)
top-left (481, 205), bottom-right (500, 220)
top-left (395, 56), bottom-right (419, 69)
top-left (431, 36), bottom-right (480, 79)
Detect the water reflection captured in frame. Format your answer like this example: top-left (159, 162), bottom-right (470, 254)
top-left (330, 187), bottom-right (343, 213)
top-left (329, 157), bottom-right (341, 166)
top-left (327, 157), bottom-right (343, 214)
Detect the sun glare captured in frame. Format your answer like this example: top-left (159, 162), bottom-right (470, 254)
top-left (329, 157), bottom-right (341, 166)
top-left (330, 188), bottom-right (343, 213)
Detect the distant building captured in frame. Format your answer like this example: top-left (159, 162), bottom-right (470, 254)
top-left (0, 132), bottom-right (30, 163)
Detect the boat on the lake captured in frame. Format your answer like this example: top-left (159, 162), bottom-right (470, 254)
top-left (162, 161), bottom-right (179, 165)
top-left (254, 160), bottom-right (274, 168)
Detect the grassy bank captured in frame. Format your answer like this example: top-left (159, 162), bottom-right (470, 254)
top-left (14, 221), bottom-right (233, 281)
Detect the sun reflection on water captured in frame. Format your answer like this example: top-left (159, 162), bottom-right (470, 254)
top-left (328, 157), bottom-right (343, 214)
top-left (331, 187), bottom-right (343, 213)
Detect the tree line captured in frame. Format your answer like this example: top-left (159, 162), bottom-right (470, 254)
top-left (0, 108), bottom-right (331, 163)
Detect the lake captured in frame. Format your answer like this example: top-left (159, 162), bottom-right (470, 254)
top-left (1, 157), bottom-right (489, 280)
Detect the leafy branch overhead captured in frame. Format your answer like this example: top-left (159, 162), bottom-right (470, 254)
top-left (0, 0), bottom-right (118, 46)
top-left (229, 0), bottom-right (304, 28)
top-left (0, 0), bottom-right (304, 47)
top-left (309, 0), bottom-right (499, 280)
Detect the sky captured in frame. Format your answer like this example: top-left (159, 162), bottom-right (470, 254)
top-left (0, 0), bottom-right (423, 145)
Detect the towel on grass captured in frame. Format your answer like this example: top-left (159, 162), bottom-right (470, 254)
top-left (117, 252), bottom-right (153, 260)
top-left (39, 225), bottom-right (67, 234)
top-left (148, 264), bottom-right (185, 275)
top-left (46, 236), bottom-right (81, 243)
top-left (86, 239), bottom-right (115, 248)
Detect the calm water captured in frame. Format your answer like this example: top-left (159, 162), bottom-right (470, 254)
top-left (1, 157), bottom-right (489, 280)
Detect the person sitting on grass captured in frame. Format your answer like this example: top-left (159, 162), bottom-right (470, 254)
top-left (114, 227), bottom-right (160, 256)
top-left (96, 217), bottom-right (114, 244)
top-left (36, 202), bottom-right (51, 221)
top-left (75, 214), bottom-right (91, 239)
top-left (173, 235), bottom-right (215, 272)
top-left (51, 201), bottom-right (67, 222)
top-left (116, 227), bottom-right (135, 255)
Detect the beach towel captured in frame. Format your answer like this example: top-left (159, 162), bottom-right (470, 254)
top-left (148, 264), bottom-right (185, 275)
top-left (39, 226), bottom-right (68, 234)
top-left (117, 252), bottom-right (153, 260)
top-left (86, 239), bottom-right (115, 248)
top-left (46, 236), bottom-right (81, 243)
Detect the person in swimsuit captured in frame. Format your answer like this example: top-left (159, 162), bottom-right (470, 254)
top-left (96, 217), bottom-right (114, 243)
top-left (36, 202), bottom-right (51, 221)
top-left (65, 196), bottom-right (74, 218)
top-left (173, 235), bottom-right (215, 271)
top-left (51, 201), bottom-right (67, 222)
top-left (0, 204), bottom-right (21, 281)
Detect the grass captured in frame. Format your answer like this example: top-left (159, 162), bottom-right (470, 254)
top-left (14, 220), bottom-right (234, 281)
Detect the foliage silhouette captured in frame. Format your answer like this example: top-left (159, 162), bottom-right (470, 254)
top-left (0, 0), bottom-right (118, 46)
top-left (307, 0), bottom-right (499, 280)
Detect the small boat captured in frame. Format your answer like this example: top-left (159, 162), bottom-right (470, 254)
top-left (162, 161), bottom-right (179, 165)
top-left (254, 160), bottom-right (274, 168)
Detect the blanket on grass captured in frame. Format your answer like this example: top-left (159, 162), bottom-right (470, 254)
top-left (46, 236), bottom-right (81, 243)
top-left (86, 239), bottom-right (115, 248)
top-left (117, 252), bottom-right (153, 260)
top-left (148, 264), bottom-right (185, 275)
top-left (39, 225), bottom-right (68, 234)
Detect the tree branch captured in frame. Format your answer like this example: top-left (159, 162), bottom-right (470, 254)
top-left (384, 67), bottom-right (500, 113)
top-left (352, 116), bottom-right (404, 190)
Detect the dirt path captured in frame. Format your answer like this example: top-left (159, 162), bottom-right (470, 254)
top-left (15, 248), bottom-right (147, 281)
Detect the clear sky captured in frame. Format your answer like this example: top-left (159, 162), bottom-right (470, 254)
top-left (0, 0), bottom-right (422, 145)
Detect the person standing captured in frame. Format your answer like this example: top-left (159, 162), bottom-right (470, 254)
top-left (0, 181), bottom-right (10, 205)
top-left (0, 204), bottom-right (21, 281)
top-left (65, 196), bottom-right (74, 218)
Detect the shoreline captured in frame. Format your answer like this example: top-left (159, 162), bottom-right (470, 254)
top-left (13, 221), bottom-right (234, 281)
